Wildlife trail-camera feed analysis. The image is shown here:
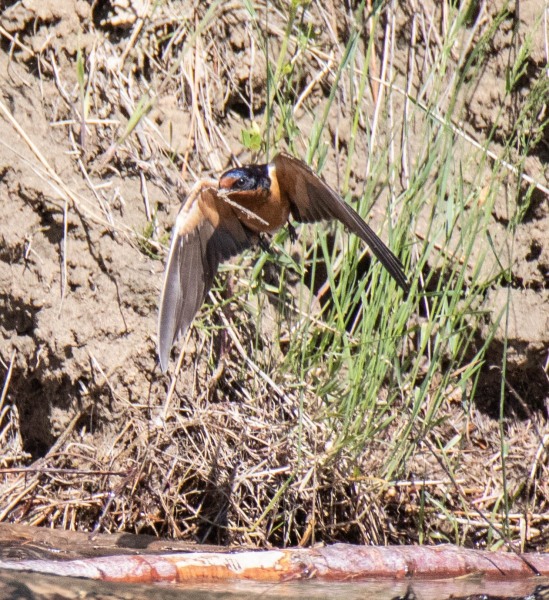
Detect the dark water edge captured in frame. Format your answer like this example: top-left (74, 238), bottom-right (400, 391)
top-left (168, 579), bottom-right (549, 599)
top-left (2, 569), bottom-right (548, 600)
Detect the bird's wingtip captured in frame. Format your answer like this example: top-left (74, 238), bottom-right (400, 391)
top-left (158, 341), bottom-right (169, 373)
top-left (399, 274), bottom-right (411, 295)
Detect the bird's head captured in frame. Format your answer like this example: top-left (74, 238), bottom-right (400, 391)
top-left (219, 164), bottom-right (271, 193)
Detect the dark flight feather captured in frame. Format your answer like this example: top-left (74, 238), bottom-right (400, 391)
top-left (157, 184), bottom-right (254, 372)
top-left (273, 153), bottom-right (409, 292)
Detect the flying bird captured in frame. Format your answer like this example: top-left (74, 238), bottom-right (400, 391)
top-left (158, 152), bottom-right (408, 371)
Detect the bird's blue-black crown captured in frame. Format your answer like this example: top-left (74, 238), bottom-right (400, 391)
top-left (219, 164), bottom-right (270, 192)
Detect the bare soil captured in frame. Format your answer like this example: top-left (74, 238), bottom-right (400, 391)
top-left (0, 0), bottom-right (547, 549)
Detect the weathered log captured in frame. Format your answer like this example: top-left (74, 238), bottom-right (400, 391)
top-left (1, 540), bottom-right (549, 584)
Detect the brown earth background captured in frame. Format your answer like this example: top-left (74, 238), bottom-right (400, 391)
top-left (0, 0), bottom-right (548, 550)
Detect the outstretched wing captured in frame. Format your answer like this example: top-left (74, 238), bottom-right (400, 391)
top-left (158, 181), bottom-right (254, 372)
top-left (273, 152), bottom-right (409, 292)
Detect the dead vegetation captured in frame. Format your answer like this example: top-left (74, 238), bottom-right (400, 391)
top-left (0, 0), bottom-right (548, 552)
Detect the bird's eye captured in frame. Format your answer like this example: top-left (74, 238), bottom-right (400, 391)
top-left (236, 176), bottom-right (247, 188)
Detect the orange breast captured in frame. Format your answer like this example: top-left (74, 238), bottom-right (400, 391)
top-left (224, 165), bottom-right (290, 233)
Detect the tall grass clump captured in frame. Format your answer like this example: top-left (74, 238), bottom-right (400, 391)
top-left (226, 0), bottom-right (548, 546)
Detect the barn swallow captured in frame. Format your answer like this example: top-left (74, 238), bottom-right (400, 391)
top-left (158, 152), bottom-right (408, 372)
